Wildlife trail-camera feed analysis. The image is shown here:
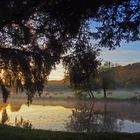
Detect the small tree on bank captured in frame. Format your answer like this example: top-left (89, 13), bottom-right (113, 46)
top-left (63, 29), bottom-right (101, 98)
top-left (99, 62), bottom-right (115, 98)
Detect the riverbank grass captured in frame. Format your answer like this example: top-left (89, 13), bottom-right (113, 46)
top-left (0, 125), bottom-right (140, 140)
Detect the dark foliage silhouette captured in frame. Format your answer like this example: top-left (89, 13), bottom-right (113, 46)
top-left (66, 101), bottom-right (122, 132)
top-left (0, 0), bottom-right (139, 102)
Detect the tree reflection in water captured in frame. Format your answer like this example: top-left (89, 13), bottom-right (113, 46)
top-left (0, 107), bottom-right (32, 129)
top-left (66, 101), bottom-right (123, 132)
top-left (1, 108), bottom-right (9, 125)
top-left (15, 116), bottom-right (32, 129)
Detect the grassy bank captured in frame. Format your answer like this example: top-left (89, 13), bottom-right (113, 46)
top-left (0, 125), bottom-right (140, 140)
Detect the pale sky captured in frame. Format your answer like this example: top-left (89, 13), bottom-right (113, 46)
top-left (101, 41), bottom-right (140, 65)
top-left (48, 62), bottom-right (65, 80)
top-left (49, 41), bottom-right (140, 80)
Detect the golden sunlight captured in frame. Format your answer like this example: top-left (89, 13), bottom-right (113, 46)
top-left (48, 63), bottom-right (65, 81)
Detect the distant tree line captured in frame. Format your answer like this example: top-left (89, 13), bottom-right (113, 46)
top-left (114, 62), bottom-right (140, 89)
top-left (64, 62), bottom-right (140, 99)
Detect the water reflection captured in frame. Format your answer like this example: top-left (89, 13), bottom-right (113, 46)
top-left (1, 108), bottom-right (9, 125)
top-left (15, 116), bottom-right (32, 129)
top-left (0, 104), bottom-right (32, 129)
top-left (0, 100), bottom-right (139, 132)
top-left (66, 101), bottom-right (123, 132)
top-left (0, 103), bottom-right (72, 131)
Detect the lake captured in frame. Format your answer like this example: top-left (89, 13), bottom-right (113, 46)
top-left (0, 99), bottom-right (140, 133)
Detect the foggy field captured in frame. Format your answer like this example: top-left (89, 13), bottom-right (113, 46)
top-left (94, 90), bottom-right (140, 99)
top-left (3, 81), bottom-right (140, 101)
top-left (43, 81), bottom-right (140, 100)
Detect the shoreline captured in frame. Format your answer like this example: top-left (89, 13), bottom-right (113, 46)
top-left (0, 125), bottom-right (140, 140)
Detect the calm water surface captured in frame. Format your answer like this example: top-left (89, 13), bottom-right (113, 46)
top-left (0, 100), bottom-right (140, 133)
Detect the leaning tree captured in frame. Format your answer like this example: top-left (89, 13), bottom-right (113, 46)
top-left (0, 0), bottom-right (139, 103)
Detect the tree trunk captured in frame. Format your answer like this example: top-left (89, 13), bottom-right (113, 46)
top-left (103, 88), bottom-right (107, 98)
top-left (87, 91), bottom-right (92, 98)
top-left (89, 89), bottom-right (94, 98)
top-left (1, 84), bottom-right (9, 103)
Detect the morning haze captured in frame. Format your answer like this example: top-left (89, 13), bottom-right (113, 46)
top-left (0, 1), bottom-right (140, 140)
